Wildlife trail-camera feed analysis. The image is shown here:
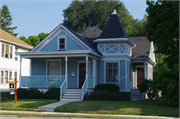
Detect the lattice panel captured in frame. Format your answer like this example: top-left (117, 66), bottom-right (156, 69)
top-left (98, 44), bottom-right (131, 55)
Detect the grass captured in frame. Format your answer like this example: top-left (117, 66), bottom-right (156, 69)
top-left (54, 98), bottom-right (179, 117)
top-left (0, 113), bottom-right (163, 119)
top-left (1, 99), bottom-right (58, 111)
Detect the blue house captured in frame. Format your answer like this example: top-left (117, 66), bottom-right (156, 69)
top-left (17, 10), bottom-right (156, 101)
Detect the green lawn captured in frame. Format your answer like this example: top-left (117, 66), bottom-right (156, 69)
top-left (54, 99), bottom-right (179, 117)
top-left (1, 99), bottom-right (58, 111)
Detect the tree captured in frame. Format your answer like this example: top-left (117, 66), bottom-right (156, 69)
top-left (27, 36), bottom-right (40, 47)
top-left (38, 32), bottom-right (49, 42)
top-left (0, 5), bottom-right (18, 36)
top-left (146, 1), bottom-right (179, 103)
top-left (19, 36), bottom-right (32, 46)
top-left (63, 0), bottom-right (146, 37)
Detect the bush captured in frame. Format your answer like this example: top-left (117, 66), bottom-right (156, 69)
top-left (95, 84), bottom-right (119, 92)
top-left (139, 79), bottom-right (152, 93)
top-left (84, 91), bottom-right (130, 101)
top-left (17, 88), bottom-right (44, 99)
top-left (44, 88), bottom-right (60, 100)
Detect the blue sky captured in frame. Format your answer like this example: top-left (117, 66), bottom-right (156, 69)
top-left (0, 0), bottom-right (147, 38)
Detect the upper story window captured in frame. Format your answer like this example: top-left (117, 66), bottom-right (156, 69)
top-left (59, 38), bottom-right (65, 50)
top-left (5, 45), bottom-right (9, 58)
top-left (1, 44), bottom-right (4, 57)
top-left (10, 46), bottom-right (13, 59)
top-left (106, 63), bottom-right (119, 83)
top-left (15, 47), bottom-right (18, 61)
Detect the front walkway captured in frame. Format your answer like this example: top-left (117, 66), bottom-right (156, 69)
top-left (38, 100), bottom-right (78, 111)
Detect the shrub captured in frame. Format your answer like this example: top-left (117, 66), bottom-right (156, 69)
top-left (17, 88), bottom-right (44, 99)
top-left (139, 79), bottom-right (152, 93)
top-left (95, 84), bottom-right (119, 92)
top-left (84, 91), bottom-right (130, 101)
top-left (44, 88), bottom-right (60, 100)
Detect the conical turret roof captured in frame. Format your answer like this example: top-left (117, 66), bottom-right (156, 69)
top-left (99, 10), bottom-right (129, 39)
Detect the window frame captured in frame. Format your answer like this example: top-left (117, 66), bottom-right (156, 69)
top-left (14, 71), bottom-right (17, 81)
top-left (105, 62), bottom-right (119, 83)
top-left (1, 43), bottom-right (5, 57)
top-left (57, 36), bottom-right (66, 51)
top-left (46, 59), bottom-right (61, 76)
top-left (10, 46), bottom-right (13, 59)
top-left (5, 45), bottom-right (9, 59)
top-left (5, 70), bottom-right (8, 84)
top-left (15, 47), bottom-right (18, 61)
top-left (1, 70), bottom-right (4, 84)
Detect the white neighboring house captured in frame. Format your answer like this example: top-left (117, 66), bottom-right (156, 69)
top-left (0, 29), bottom-right (33, 90)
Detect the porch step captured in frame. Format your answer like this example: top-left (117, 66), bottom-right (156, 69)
top-left (61, 88), bottom-right (82, 101)
top-left (131, 89), bottom-right (144, 101)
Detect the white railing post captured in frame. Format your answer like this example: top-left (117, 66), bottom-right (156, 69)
top-left (144, 62), bottom-right (146, 79)
top-left (86, 55), bottom-right (88, 88)
top-left (65, 56), bottom-right (68, 88)
top-left (19, 57), bottom-right (22, 88)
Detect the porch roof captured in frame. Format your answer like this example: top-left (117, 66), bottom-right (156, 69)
top-left (16, 50), bottom-right (102, 58)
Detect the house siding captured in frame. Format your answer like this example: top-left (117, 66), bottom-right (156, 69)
top-left (119, 60), bottom-right (125, 90)
top-left (40, 31), bottom-right (85, 51)
top-left (127, 60), bottom-right (131, 90)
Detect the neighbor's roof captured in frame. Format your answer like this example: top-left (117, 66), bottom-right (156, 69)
top-left (129, 37), bottom-right (150, 58)
top-left (80, 26), bottom-right (102, 38)
top-left (0, 29), bottom-right (33, 49)
top-left (99, 13), bottom-right (129, 39)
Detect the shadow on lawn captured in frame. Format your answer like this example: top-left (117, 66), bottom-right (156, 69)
top-left (54, 98), bottom-right (179, 117)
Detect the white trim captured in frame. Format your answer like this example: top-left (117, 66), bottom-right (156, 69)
top-left (0, 38), bottom-right (33, 50)
top-left (31, 24), bottom-right (93, 52)
top-left (77, 60), bottom-right (90, 88)
top-left (57, 35), bottom-right (67, 51)
top-left (46, 59), bottom-right (61, 76)
top-left (104, 61), bottom-right (120, 84)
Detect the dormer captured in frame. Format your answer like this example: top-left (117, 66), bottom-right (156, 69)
top-left (94, 10), bottom-right (135, 56)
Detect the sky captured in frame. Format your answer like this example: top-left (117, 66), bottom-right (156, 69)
top-left (0, 0), bottom-right (148, 38)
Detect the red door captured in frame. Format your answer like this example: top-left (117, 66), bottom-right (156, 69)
top-left (79, 63), bottom-right (86, 88)
top-left (137, 67), bottom-right (144, 89)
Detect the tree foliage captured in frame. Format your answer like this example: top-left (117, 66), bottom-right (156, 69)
top-left (0, 5), bottom-right (18, 36)
top-left (146, 1), bottom-right (179, 103)
top-left (63, 0), bottom-right (146, 37)
top-left (19, 32), bottom-right (49, 47)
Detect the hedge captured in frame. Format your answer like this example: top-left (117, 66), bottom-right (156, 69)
top-left (95, 84), bottom-right (119, 92)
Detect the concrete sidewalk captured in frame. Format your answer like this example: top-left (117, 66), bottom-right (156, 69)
top-left (0, 110), bottom-right (178, 119)
top-left (38, 100), bottom-right (77, 111)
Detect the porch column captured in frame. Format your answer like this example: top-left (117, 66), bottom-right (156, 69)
top-left (93, 58), bottom-right (95, 88)
top-left (144, 62), bottom-right (146, 79)
top-left (19, 57), bottom-right (22, 88)
top-left (86, 55), bottom-right (88, 84)
top-left (65, 56), bottom-right (68, 87)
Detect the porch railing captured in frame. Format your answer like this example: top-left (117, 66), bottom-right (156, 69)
top-left (82, 78), bottom-right (88, 100)
top-left (60, 78), bottom-right (67, 100)
top-left (21, 76), bottom-right (65, 88)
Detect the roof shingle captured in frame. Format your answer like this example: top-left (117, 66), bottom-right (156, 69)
top-left (0, 29), bottom-right (33, 49)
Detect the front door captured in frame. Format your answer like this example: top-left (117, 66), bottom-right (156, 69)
top-left (137, 67), bottom-right (144, 89)
top-left (79, 63), bottom-right (86, 88)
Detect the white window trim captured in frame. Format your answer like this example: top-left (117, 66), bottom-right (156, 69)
top-left (1, 43), bottom-right (14, 60)
top-left (9, 46), bottom-right (13, 59)
top-left (0, 70), bottom-right (4, 84)
top-left (77, 60), bottom-right (90, 88)
top-left (104, 61), bottom-right (120, 83)
top-left (1, 43), bottom-right (5, 58)
top-left (15, 47), bottom-right (18, 61)
top-left (46, 59), bottom-right (61, 76)
top-left (57, 36), bottom-right (67, 51)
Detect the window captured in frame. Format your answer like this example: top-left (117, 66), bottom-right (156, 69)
top-left (9, 46), bottom-right (13, 59)
top-left (15, 47), bottom-right (18, 61)
top-left (47, 61), bottom-right (60, 76)
top-left (9, 71), bottom-right (12, 80)
top-left (1, 71), bottom-right (3, 84)
top-left (14, 72), bottom-right (17, 80)
top-left (59, 38), bottom-right (65, 50)
top-left (5, 45), bottom-right (9, 58)
top-left (1, 44), bottom-right (4, 57)
top-left (106, 63), bottom-right (119, 82)
top-left (5, 71), bottom-right (8, 83)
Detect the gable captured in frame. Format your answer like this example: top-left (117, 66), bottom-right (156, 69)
top-left (40, 31), bottom-right (86, 51)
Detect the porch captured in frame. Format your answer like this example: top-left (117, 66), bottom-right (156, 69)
top-left (17, 51), bottom-right (100, 100)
